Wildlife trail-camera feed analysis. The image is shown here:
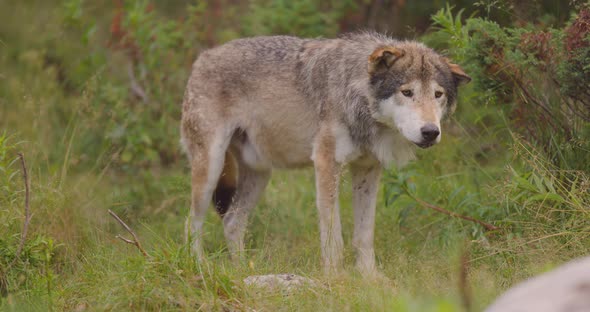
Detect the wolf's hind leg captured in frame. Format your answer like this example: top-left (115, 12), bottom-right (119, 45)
top-left (185, 128), bottom-right (233, 261)
top-left (223, 159), bottom-right (270, 260)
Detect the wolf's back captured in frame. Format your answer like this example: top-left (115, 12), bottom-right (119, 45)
top-left (195, 36), bottom-right (305, 71)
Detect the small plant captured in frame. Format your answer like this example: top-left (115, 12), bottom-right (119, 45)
top-left (0, 138), bottom-right (57, 307)
top-left (500, 135), bottom-right (590, 240)
top-left (383, 169), bottom-right (499, 238)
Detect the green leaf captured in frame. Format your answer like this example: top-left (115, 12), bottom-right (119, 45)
top-left (525, 193), bottom-right (566, 205)
top-left (510, 168), bottom-right (538, 192)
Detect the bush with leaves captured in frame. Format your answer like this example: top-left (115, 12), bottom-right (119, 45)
top-left (383, 3), bottom-right (590, 241)
top-left (426, 4), bottom-right (590, 172)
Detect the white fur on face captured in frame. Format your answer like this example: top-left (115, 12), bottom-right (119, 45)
top-left (372, 80), bottom-right (445, 146)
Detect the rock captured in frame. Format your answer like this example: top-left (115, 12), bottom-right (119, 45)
top-left (485, 256), bottom-right (590, 312)
top-left (243, 274), bottom-right (317, 292)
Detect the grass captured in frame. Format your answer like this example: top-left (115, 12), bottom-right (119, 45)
top-left (2, 136), bottom-right (586, 311)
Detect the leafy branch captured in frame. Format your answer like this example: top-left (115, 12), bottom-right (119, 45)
top-left (385, 171), bottom-right (500, 233)
top-left (406, 191), bottom-right (499, 232)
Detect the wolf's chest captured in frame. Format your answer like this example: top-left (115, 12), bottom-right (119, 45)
top-left (330, 125), bottom-right (416, 168)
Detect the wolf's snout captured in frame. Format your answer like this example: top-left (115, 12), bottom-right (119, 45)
top-left (420, 124), bottom-right (440, 142)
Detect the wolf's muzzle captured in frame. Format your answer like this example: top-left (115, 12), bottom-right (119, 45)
top-left (416, 123), bottom-right (440, 148)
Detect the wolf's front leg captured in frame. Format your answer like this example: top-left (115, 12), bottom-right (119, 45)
top-left (351, 163), bottom-right (382, 277)
top-left (313, 129), bottom-right (344, 274)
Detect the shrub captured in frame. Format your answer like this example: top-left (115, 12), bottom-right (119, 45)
top-left (427, 4), bottom-right (590, 172)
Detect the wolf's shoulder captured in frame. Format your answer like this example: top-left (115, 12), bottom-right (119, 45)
top-left (339, 31), bottom-right (399, 46)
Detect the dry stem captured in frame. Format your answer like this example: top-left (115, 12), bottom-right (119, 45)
top-left (127, 63), bottom-right (148, 103)
top-left (8, 153), bottom-right (32, 268)
top-left (412, 196), bottom-right (500, 232)
top-left (108, 209), bottom-right (149, 257)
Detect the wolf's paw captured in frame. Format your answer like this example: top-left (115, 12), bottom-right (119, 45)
top-left (363, 269), bottom-right (390, 283)
top-left (322, 265), bottom-right (345, 277)
top-left (356, 264), bottom-right (390, 283)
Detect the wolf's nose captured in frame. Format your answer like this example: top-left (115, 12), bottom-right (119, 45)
top-left (420, 124), bottom-right (440, 142)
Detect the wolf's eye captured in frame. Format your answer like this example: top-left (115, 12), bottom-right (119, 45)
top-left (434, 91), bottom-right (443, 98)
top-left (401, 90), bottom-right (413, 97)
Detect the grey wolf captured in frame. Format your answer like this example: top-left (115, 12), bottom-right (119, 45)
top-left (180, 32), bottom-right (470, 276)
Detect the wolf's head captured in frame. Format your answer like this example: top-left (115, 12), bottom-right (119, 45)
top-left (367, 43), bottom-right (470, 148)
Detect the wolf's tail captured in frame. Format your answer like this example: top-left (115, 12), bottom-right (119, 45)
top-left (212, 151), bottom-right (237, 216)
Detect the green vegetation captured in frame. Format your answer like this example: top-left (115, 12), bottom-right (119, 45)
top-left (1, 1), bottom-right (589, 311)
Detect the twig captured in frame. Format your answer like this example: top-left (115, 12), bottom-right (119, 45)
top-left (108, 209), bottom-right (149, 257)
top-left (411, 196), bottom-right (500, 232)
top-left (127, 63), bottom-right (148, 103)
top-left (8, 153), bottom-right (32, 268)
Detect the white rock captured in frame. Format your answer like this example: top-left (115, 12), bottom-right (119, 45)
top-left (243, 274), bottom-right (316, 292)
top-left (485, 256), bottom-right (590, 312)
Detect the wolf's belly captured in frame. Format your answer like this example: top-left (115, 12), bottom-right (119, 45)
top-left (232, 118), bottom-right (318, 170)
top-left (240, 137), bottom-right (313, 170)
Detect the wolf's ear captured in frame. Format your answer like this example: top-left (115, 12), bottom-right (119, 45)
top-left (444, 59), bottom-right (471, 86)
top-left (368, 47), bottom-right (404, 74)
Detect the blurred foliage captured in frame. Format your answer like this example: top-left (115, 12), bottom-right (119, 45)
top-left (243, 0), bottom-right (356, 37)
